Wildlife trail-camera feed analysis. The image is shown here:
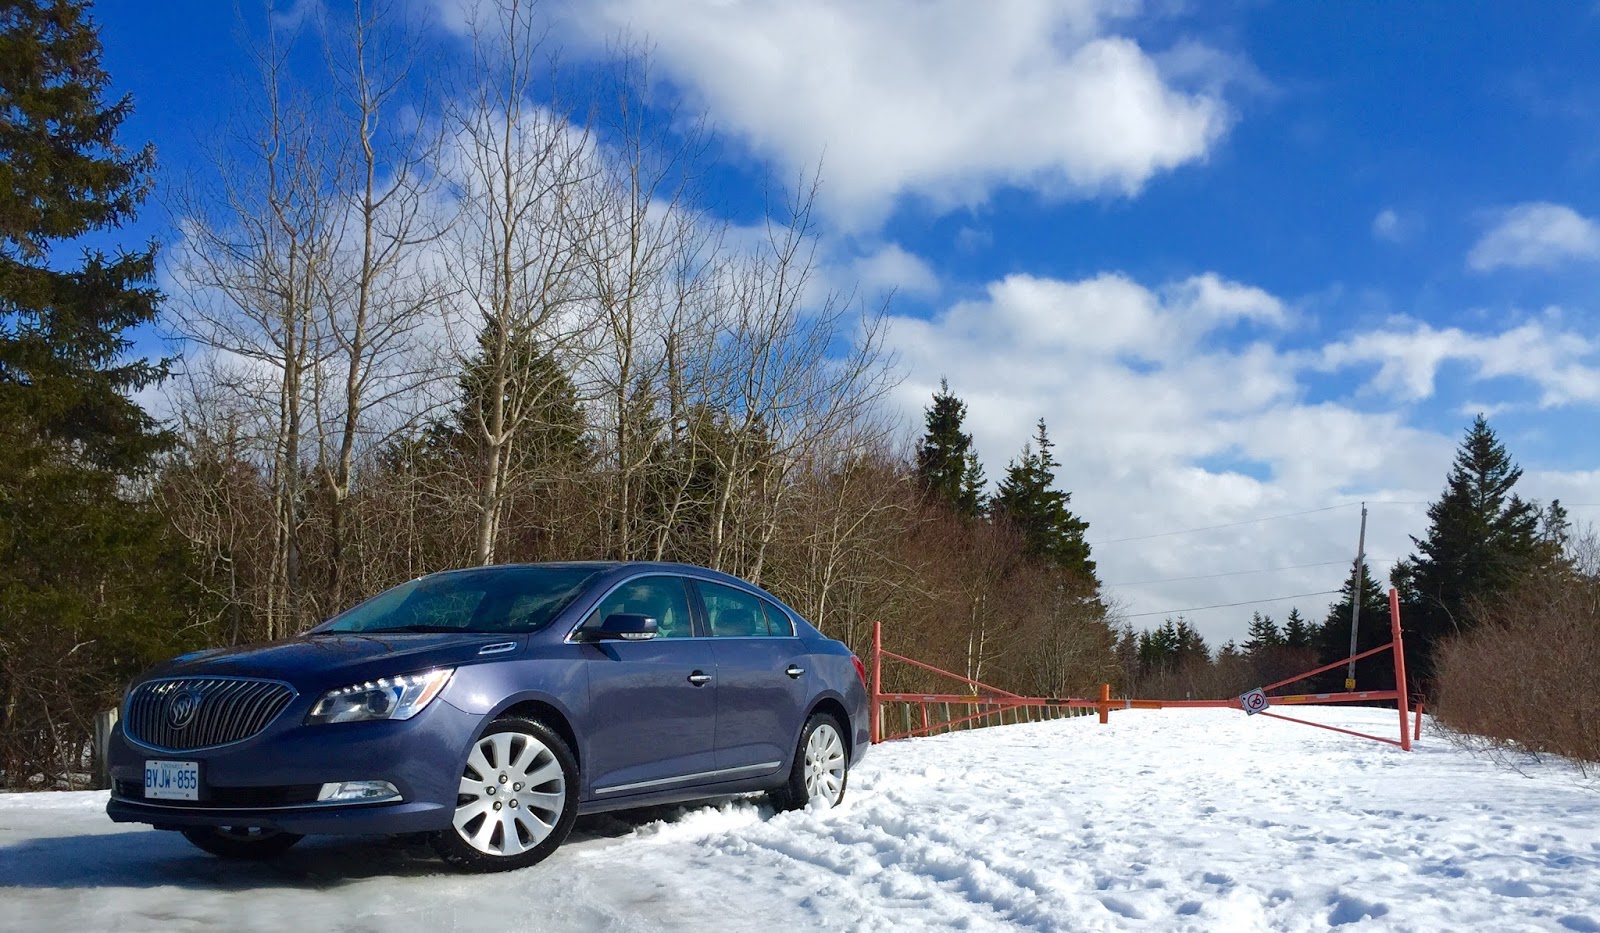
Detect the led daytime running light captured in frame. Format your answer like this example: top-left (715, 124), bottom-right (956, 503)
top-left (305, 668), bottom-right (454, 725)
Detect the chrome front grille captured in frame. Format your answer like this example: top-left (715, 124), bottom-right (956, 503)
top-left (125, 678), bottom-right (295, 751)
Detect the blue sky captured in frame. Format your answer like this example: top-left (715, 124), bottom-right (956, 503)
top-left (89, 0), bottom-right (1600, 642)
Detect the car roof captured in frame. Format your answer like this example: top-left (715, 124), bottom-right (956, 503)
top-left (421, 560), bottom-right (756, 585)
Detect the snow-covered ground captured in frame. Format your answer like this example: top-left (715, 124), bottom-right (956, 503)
top-left (2, 707), bottom-right (1597, 932)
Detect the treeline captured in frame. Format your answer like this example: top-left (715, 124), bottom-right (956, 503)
top-left (1117, 415), bottom-right (1593, 770)
top-left (3, 1), bottom-right (1591, 791)
top-left (0, 0), bottom-right (1117, 789)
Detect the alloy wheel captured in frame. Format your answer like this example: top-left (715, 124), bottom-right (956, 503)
top-left (453, 730), bottom-right (567, 857)
top-left (802, 721), bottom-right (846, 804)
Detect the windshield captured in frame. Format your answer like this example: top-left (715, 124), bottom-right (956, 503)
top-left (313, 566), bottom-right (600, 635)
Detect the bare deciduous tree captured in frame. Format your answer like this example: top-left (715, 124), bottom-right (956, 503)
top-left (314, 0), bottom-right (448, 606)
top-left (170, 16), bottom-right (341, 638)
top-left (445, 0), bottom-right (601, 565)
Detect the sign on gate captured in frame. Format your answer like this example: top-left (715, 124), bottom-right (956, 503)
top-left (1239, 688), bottom-right (1270, 715)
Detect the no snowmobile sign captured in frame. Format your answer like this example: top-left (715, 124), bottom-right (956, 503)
top-left (1239, 688), bottom-right (1270, 715)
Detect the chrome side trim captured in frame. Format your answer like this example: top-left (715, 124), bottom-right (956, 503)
top-left (477, 641), bottom-right (518, 655)
top-left (108, 792), bottom-right (402, 812)
top-left (593, 761), bottom-right (782, 796)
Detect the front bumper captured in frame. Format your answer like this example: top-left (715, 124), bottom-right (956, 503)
top-left (106, 696), bottom-right (484, 836)
top-left (105, 796), bottom-right (449, 835)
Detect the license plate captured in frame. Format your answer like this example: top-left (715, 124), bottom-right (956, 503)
top-left (144, 760), bottom-right (200, 801)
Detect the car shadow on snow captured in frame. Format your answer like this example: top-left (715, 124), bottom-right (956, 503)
top-left (0, 798), bottom-right (763, 890)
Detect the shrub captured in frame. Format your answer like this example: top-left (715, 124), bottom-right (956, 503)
top-left (1432, 542), bottom-right (1600, 772)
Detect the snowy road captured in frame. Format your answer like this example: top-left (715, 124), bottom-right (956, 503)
top-left (2, 707), bottom-right (1598, 932)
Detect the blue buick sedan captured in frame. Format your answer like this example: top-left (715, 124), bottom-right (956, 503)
top-left (106, 562), bottom-right (869, 871)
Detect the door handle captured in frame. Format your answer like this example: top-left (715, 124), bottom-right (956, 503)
top-left (785, 665), bottom-right (806, 678)
top-left (687, 671), bottom-right (712, 685)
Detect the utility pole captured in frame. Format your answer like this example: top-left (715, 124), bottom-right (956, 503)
top-left (1346, 502), bottom-right (1368, 690)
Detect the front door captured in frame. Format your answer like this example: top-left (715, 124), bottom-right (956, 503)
top-left (696, 581), bottom-right (810, 773)
top-left (580, 575), bottom-right (716, 797)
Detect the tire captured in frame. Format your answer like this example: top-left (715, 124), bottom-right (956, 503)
top-left (180, 826), bottom-right (304, 860)
top-left (770, 713), bottom-right (849, 812)
top-left (431, 716), bottom-right (579, 873)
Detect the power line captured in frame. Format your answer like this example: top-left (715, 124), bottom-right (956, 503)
top-left (1121, 590), bottom-right (1342, 620)
top-left (1090, 504), bottom-right (1354, 546)
top-left (1103, 559), bottom-right (1355, 588)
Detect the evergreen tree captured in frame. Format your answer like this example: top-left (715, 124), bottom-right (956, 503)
top-left (427, 324), bottom-right (589, 478)
top-left (1315, 560), bottom-right (1391, 690)
top-left (990, 419), bottom-right (1097, 584)
top-left (0, 0), bottom-right (202, 786)
top-left (0, 0), bottom-right (165, 464)
top-left (1399, 415), bottom-right (1542, 682)
top-left (1136, 617), bottom-right (1211, 676)
top-left (1243, 612), bottom-right (1283, 655)
top-left (1281, 607), bottom-right (1313, 649)
top-left (1172, 618), bottom-right (1211, 667)
top-left (1538, 499), bottom-right (1571, 558)
top-left (915, 378), bottom-right (985, 517)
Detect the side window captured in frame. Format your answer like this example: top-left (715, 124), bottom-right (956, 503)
top-left (701, 581), bottom-right (775, 637)
top-left (589, 576), bottom-right (694, 639)
top-left (761, 600), bottom-right (795, 637)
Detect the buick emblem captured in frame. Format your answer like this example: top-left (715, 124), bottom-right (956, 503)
top-left (167, 689), bottom-right (202, 729)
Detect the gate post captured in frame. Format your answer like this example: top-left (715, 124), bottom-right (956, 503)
top-left (870, 620), bottom-right (882, 744)
top-left (92, 708), bottom-right (119, 790)
top-left (1098, 683), bottom-right (1111, 724)
top-left (1389, 587), bottom-right (1411, 751)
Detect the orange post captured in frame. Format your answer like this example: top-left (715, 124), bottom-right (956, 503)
top-left (1098, 683), bottom-right (1111, 724)
top-left (870, 621), bottom-right (882, 744)
top-left (1389, 587), bottom-right (1411, 751)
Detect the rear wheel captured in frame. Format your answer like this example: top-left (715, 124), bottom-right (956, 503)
top-left (432, 717), bottom-right (579, 872)
top-left (771, 713), bottom-right (849, 811)
top-left (180, 826), bottom-right (303, 860)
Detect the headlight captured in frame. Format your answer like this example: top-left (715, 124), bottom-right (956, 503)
top-left (305, 668), bottom-right (455, 725)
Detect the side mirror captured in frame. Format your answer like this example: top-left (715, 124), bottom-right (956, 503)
top-left (590, 613), bottom-right (658, 641)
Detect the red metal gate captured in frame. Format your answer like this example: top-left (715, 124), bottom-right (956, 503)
top-left (871, 587), bottom-right (1420, 750)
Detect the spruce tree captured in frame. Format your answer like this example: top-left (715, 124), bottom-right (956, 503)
top-left (1243, 612), bottom-right (1283, 655)
top-left (915, 378), bottom-right (985, 517)
top-left (1281, 607), bottom-right (1313, 649)
top-left (990, 419), bottom-right (1096, 584)
top-left (1315, 560), bottom-right (1391, 690)
top-left (0, 0), bottom-right (165, 464)
top-left (1397, 415), bottom-right (1541, 682)
top-left (0, 0), bottom-right (200, 786)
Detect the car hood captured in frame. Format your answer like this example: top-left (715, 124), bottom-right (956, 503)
top-left (141, 632), bottom-right (525, 690)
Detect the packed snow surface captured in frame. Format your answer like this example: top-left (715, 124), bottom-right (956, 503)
top-left (2, 707), bottom-right (1598, 932)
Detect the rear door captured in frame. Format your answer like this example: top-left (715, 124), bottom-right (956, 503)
top-left (695, 580), bottom-right (810, 773)
top-left (580, 575), bottom-right (718, 797)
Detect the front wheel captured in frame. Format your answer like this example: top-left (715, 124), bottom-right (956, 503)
top-left (180, 826), bottom-right (303, 859)
top-left (432, 717), bottom-right (579, 872)
top-left (771, 713), bottom-right (849, 811)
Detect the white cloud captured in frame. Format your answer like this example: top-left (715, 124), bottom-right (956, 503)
top-left (1318, 319), bottom-right (1600, 407)
top-left (1372, 207), bottom-right (1420, 244)
top-left (549, 0), bottom-right (1236, 228)
top-left (886, 271), bottom-right (1600, 645)
top-left (1373, 209), bottom-right (1400, 241)
top-left (955, 226), bottom-right (993, 253)
top-left (1468, 202), bottom-right (1600, 271)
top-left (852, 244), bottom-right (940, 299)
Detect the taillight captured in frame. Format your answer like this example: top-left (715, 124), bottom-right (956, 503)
top-left (851, 654), bottom-right (867, 685)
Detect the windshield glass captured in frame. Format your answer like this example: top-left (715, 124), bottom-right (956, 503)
top-left (313, 566), bottom-right (600, 635)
